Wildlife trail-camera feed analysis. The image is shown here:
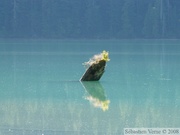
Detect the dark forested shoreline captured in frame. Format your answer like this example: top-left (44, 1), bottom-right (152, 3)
top-left (0, 0), bottom-right (180, 39)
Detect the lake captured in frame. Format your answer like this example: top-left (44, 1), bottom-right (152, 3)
top-left (0, 39), bottom-right (180, 135)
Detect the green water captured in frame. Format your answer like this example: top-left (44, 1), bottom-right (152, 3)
top-left (0, 39), bottom-right (180, 135)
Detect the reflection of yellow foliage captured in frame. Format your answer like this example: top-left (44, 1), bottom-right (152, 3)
top-left (86, 96), bottom-right (110, 111)
top-left (102, 50), bottom-right (110, 62)
top-left (102, 100), bottom-right (110, 111)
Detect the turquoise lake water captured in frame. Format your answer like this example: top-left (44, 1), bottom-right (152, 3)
top-left (0, 39), bottom-right (180, 135)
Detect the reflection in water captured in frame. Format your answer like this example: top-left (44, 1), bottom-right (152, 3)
top-left (1, 40), bottom-right (180, 134)
top-left (81, 81), bottom-right (110, 111)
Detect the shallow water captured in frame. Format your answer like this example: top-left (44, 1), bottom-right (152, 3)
top-left (0, 39), bottom-right (180, 135)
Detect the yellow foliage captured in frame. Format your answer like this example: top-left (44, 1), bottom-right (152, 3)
top-left (102, 50), bottom-right (110, 62)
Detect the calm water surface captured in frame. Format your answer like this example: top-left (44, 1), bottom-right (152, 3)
top-left (0, 39), bottom-right (180, 135)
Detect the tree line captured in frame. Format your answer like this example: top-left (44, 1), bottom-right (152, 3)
top-left (0, 0), bottom-right (180, 39)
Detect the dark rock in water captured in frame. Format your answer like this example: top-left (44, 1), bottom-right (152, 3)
top-left (80, 60), bottom-right (106, 81)
top-left (80, 50), bottom-right (110, 81)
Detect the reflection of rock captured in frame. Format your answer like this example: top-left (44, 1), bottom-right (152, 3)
top-left (81, 81), bottom-right (110, 111)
